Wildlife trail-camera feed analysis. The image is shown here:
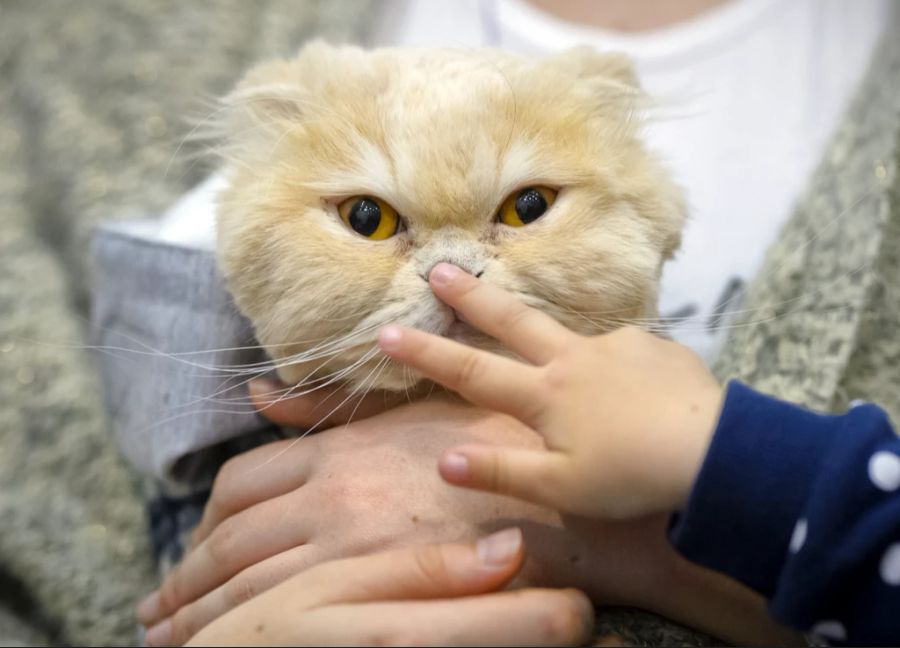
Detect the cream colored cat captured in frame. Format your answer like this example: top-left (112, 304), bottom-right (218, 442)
top-left (214, 41), bottom-right (685, 392)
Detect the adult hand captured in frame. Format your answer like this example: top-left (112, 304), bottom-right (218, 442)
top-left (184, 529), bottom-right (593, 646)
top-left (378, 263), bottom-right (724, 520)
top-left (138, 398), bottom-right (599, 645)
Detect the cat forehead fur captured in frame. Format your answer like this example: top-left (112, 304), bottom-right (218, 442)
top-left (215, 41), bottom-right (686, 391)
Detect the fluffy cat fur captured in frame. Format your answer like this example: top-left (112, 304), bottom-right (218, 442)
top-left (214, 41), bottom-right (686, 391)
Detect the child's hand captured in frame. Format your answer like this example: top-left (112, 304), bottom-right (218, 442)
top-left (378, 263), bottom-right (724, 520)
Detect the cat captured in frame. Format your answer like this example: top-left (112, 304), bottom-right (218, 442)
top-left (213, 41), bottom-right (686, 395)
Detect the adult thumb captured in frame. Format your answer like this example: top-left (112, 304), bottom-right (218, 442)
top-left (301, 528), bottom-right (526, 607)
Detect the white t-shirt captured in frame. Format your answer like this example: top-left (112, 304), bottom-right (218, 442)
top-left (159, 0), bottom-right (887, 362)
top-left (372, 0), bottom-right (888, 360)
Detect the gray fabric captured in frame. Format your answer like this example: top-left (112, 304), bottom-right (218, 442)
top-left (0, 1), bottom-right (374, 645)
top-left (91, 222), bottom-right (267, 489)
top-left (712, 11), bottom-right (900, 424)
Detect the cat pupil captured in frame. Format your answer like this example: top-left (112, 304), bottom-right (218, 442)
top-left (349, 198), bottom-right (382, 236)
top-left (515, 189), bottom-right (547, 223)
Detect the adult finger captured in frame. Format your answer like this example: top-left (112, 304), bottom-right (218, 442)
top-left (144, 490), bottom-right (314, 628)
top-left (302, 588), bottom-right (593, 646)
top-left (138, 439), bottom-right (312, 627)
top-left (378, 326), bottom-right (544, 425)
top-left (248, 378), bottom-right (401, 428)
top-left (157, 544), bottom-right (325, 647)
top-left (429, 263), bottom-right (573, 364)
top-left (439, 444), bottom-right (571, 511)
top-left (296, 527), bottom-right (524, 608)
top-left (189, 439), bottom-right (311, 549)
top-left (185, 529), bottom-right (531, 646)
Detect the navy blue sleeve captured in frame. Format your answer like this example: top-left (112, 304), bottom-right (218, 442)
top-left (669, 381), bottom-right (900, 646)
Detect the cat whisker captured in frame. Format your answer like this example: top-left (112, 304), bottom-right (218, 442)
top-left (190, 328), bottom-right (388, 408)
top-left (66, 311), bottom-right (388, 373)
top-left (244, 349), bottom-right (390, 474)
top-left (403, 363), bottom-right (413, 405)
top-left (341, 356), bottom-right (392, 431)
top-left (137, 347), bottom-right (384, 439)
top-left (588, 260), bottom-right (870, 331)
top-left (248, 347), bottom-right (382, 415)
top-left (752, 182), bottom-right (879, 285)
top-left (165, 98), bottom-right (234, 182)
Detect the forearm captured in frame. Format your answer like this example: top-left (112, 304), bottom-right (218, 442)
top-left (567, 514), bottom-right (802, 646)
top-left (669, 383), bottom-right (900, 645)
top-left (652, 545), bottom-right (804, 646)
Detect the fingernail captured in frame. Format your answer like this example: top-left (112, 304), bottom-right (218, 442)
top-left (476, 527), bottom-right (523, 567)
top-left (441, 452), bottom-right (469, 481)
top-left (136, 590), bottom-right (160, 624)
top-left (378, 326), bottom-right (404, 352)
top-left (430, 263), bottom-right (462, 286)
top-left (248, 378), bottom-right (278, 397)
top-left (145, 618), bottom-right (172, 647)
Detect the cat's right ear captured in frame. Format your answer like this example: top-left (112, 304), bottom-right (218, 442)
top-left (216, 71), bottom-right (309, 157)
top-left (207, 59), bottom-right (312, 163)
top-left (225, 81), bottom-right (308, 126)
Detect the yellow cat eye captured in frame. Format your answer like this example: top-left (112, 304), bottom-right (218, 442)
top-left (338, 196), bottom-right (401, 240)
top-left (497, 186), bottom-right (558, 227)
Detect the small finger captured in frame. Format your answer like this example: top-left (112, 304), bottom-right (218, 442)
top-left (429, 263), bottom-right (573, 364)
top-left (439, 444), bottom-right (570, 511)
top-left (249, 378), bottom-right (401, 428)
top-left (379, 326), bottom-right (544, 425)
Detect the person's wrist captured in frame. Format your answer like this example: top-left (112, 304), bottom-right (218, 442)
top-left (556, 515), bottom-right (675, 608)
top-left (651, 545), bottom-right (804, 646)
top-left (665, 383), bottom-right (724, 511)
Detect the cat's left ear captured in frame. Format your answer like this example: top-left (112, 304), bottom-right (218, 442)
top-left (545, 47), bottom-right (645, 118)
top-left (557, 47), bottom-right (641, 90)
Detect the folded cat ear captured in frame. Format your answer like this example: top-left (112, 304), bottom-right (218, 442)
top-left (224, 81), bottom-right (308, 127)
top-left (555, 47), bottom-right (640, 88)
top-left (202, 58), bottom-right (312, 165)
top-left (221, 39), bottom-right (364, 129)
top-left (545, 46), bottom-right (650, 122)
top-left (210, 40), bottom-right (364, 160)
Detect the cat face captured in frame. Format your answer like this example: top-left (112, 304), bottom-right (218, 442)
top-left (215, 42), bottom-right (685, 390)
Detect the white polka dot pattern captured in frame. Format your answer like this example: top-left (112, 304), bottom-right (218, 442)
top-left (880, 543), bottom-right (900, 586)
top-left (811, 620), bottom-right (847, 642)
top-left (868, 451), bottom-right (900, 491)
top-left (789, 518), bottom-right (807, 553)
